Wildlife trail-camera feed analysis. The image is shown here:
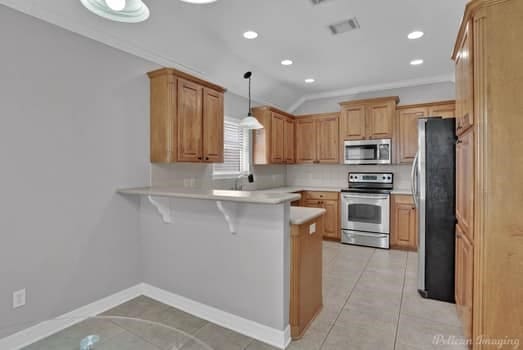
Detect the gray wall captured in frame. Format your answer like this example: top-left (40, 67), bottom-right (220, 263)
top-left (0, 5), bottom-right (157, 337)
top-left (139, 197), bottom-right (290, 330)
top-left (294, 82), bottom-right (456, 115)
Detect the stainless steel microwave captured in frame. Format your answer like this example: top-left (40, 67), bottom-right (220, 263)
top-left (343, 139), bottom-right (392, 165)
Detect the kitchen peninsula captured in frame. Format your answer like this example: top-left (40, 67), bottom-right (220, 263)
top-left (118, 186), bottom-right (323, 348)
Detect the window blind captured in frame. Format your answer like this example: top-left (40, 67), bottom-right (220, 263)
top-left (213, 119), bottom-right (248, 177)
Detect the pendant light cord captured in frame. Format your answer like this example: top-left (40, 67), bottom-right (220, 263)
top-left (248, 76), bottom-right (252, 116)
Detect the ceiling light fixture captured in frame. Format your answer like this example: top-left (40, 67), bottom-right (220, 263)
top-left (408, 31), bottom-right (424, 40)
top-left (410, 59), bottom-right (424, 66)
top-left (239, 72), bottom-right (264, 130)
top-left (281, 59), bottom-right (293, 66)
top-left (243, 31), bottom-right (258, 39)
top-left (305, 78), bottom-right (315, 84)
top-left (179, 0), bottom-right (218, 3)
top-left (80, 0), bottom-right (149, 22)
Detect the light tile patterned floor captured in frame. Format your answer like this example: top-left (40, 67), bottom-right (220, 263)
top-left (24, 242), bottom-right (465, 350)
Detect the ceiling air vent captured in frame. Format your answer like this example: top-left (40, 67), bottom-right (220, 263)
top-left (329, 17), bottom-right (360, 35)
top-left (310, 0), bottom-right (330, 4)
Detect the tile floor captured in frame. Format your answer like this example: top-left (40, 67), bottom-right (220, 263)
top-left (24, 242), bottom-right (465, 350)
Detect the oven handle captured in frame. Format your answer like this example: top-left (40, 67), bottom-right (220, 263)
top-left (343, 193), bottom-right (389, 200)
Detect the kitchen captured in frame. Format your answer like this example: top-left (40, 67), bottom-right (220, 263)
top-left (0, 0), bottom-right (522, 350)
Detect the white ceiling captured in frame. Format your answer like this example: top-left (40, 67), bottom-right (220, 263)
top-left (0, 0), bottom-right (466, 111)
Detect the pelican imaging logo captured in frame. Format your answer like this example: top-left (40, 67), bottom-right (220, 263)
top-left (433, 335), bottom-right (520, 349)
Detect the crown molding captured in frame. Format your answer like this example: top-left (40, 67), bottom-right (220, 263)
top-left (286, 74), bottom-right (455, 113)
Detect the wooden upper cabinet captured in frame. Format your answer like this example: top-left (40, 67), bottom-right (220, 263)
top-left (455, 22), bottom-right (474, 135)
top-left (316, 114), bottom-right (339, 163)
top-left (202, 88), bottom-right (224, 163)
top-left (147, 68), bottom-right (226, 163)
top-left (428, 102), bottom-right (456, 118)
top-left (252, 107), bottom-right (295, 165)
top-left (339, 97), bottom-right (399, 142)
top-left (456, 128), bottom-right (474, 242)
top-left (177, 78), bottom-right (203, 162)
top-left (366, 102), bottom-right (395, 139)
top-left (390, 194), bottom-right (418, 250)
top-left (284, 118), bottom-right (295, 164)
top-left (339, 105), bottom-right (366, 140)
top-left (270, 113), bottom-right (285, 163)
top-left (295, 113), bottom-right (340, 164)
top-left (395, 101), bottom-right (456, 164)
top-left (295, 117), bottom-right (317, 164)
top-left (397, 107), bottom-right (428, 163)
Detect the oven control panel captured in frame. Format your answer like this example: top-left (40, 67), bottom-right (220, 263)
top-left (349, 172), bottom-right (393, 184)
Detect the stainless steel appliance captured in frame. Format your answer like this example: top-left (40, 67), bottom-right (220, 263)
top-left (343, 139), bottom-right (392, 165)
top-left (341, 173), bottom-right (393, 249)
top-left (414, 117), bottom-right (456, 302)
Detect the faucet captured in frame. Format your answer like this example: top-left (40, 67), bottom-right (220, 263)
top-left (234, 174), bottom-right (254, 191)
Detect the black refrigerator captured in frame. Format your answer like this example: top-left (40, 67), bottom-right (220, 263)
top-left (413, 117), bottom-right (456, 302)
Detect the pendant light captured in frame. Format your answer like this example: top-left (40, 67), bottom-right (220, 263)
top-left (80, 0), bottom-right (150, 23)
top-left (239, 72), bottom-right (264, 130)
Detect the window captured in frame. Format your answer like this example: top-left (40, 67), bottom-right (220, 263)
top-left (213, 118), bottom-right (250, 178)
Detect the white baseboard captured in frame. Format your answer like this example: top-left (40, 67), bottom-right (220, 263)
top-left (0, 284), bottom-right (144, 350)
top-left (142, 283), bottom-right (290, 349)
top-left (0, 283), bottom-right (291, 350)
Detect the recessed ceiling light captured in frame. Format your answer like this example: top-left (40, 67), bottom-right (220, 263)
top-left (243, 31), bottom-right (258, 39)
top-left (408, 31), bottom-right (424, 40)
top-left (179, 0), bottom-right (218, 3)
top-left (80, 0), bottom-right (150, 23)
top-left (305, 78), bottom-right (315, 83)
top-left (410, 59), bottom-right (424, 66)
top-left (281, 59), bottom-right (293, 66)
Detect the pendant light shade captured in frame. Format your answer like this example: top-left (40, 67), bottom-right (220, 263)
top-left (240, 72), bottom-right (264, 130)
top-left (80, 0), bottom-right (150, 23)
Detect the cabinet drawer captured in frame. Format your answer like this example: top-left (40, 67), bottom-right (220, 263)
top-left (303, 192), bottom-right (338, 201)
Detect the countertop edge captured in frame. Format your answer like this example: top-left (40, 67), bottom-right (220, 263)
top-left (117, 188), bottom-right (301, 205)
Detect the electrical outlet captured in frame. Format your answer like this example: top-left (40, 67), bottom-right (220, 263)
top-left (13, 289), bottom-right (26, 309)
top-left (309, 223), bottom-right (316, 234)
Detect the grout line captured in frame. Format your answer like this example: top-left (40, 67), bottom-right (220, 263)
top-left (318, 248), bottom-right (376, 350)
top-left (393, 252), bottom-right (409, 350)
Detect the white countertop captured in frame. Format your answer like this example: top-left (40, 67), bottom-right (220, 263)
top-left (257, 186), bottom-right (343, 193)
top-left (118, 186), bottom-right (301, 204)
top-left (290, 207), bottom-right (326, 225)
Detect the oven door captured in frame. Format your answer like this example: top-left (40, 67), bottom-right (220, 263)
top-left (343, 139), bottom-right (391, 165)
top-left (341, 193), bottom-right (390, 233)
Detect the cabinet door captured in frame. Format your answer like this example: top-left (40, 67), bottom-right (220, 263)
top-left (456, 129), bottom-right (474, 242)
top-left (391, 195), bottom-right (418, 250)
top-left (295, 118), bottom-right (317, 163)
top-left (455, 23), bottom-right (474, 135)
top-left (397, 107), bottom-right (428, 163)
top-left (202, 88), bottom-right (224, 163)
top-left (316, 115), bottom-right (339, 163)
top-left (340, 105), bottom-right (366, 140)
top-left (284, 118), bottom-right (295, 164)
top-left (322, 200), bottom-right (340, 240)
top-left (270, 113), bottom-right (285, 164)
top-left (428, 103), bottom-right (456, 119)
top-left (456, 224), bottom-right (473, 340)
top-left (177, 78), bottom-right (203, 162)
top-left (366, 102), bottom-right (394, 139)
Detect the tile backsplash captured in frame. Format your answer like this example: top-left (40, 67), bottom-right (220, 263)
top-left (151, 163), bottom-right (411, 191)
top-left (286, 164), bottom-right (412, 190)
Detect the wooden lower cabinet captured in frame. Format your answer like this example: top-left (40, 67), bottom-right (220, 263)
top-left (455, 224), bottom-right (473, 340)
top-left (290, 214), bottom-right (324, 339)
top-left (302, 192), bottom-right (340, 241)
top-left (390, 194), bottom-right (418, 251)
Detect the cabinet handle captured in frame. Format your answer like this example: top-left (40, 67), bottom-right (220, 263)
top-left (205, 157), bottom-right (209, 161)
top-left (456, 140), bottom-right (463, 144)
top-left (198, 157), bottom-right (202, 160)
top-left (457, 125), bottom-right (463, 130)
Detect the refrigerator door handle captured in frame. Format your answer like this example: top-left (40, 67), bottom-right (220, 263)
top-left (411, 152), bottom-right (419, 208)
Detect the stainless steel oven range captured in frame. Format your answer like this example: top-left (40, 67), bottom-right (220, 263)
top-left (341, 172), bottom-right (393, 249)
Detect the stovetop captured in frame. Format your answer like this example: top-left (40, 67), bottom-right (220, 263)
top-left (343, 172), bottom-right (394, 194)
top-left (341, 188), bottom-right (392, 194)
